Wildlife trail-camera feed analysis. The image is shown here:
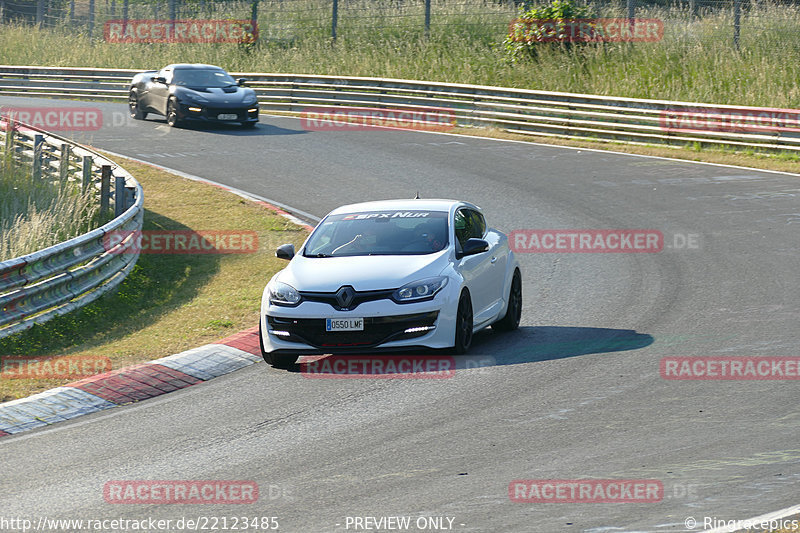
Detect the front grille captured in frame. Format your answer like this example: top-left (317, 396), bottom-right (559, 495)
top-left (299, 288), bottom-right (395, 311)
top-left (267, 311), bottom-right (438, 349)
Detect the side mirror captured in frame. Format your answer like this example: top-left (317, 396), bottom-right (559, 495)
top-left (152, 76), bottom-right (167, 84)
top-left (276, 243), bottom-right (295, 260)
top-left (460, 238), bottom-right (489, 258)
top-left (237, 78), bottom-right (248, 86)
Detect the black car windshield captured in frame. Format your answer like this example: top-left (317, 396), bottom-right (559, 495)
top-left (303, 211), bottom-right (449, 257)
top-left (173, 69), bottom-right (237, 88)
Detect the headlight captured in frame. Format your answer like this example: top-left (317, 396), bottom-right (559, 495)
top-left (392, 276), bottom-right (448, 303)
top-left (268, 281), bottom-right (301, 306)
top-left (182, 94), bottom-right (208, 104)
top-left (244, 97), bottom-right (258, 105)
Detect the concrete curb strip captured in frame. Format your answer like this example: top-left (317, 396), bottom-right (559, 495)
top-left (0, 327), bottom-right (264, 437)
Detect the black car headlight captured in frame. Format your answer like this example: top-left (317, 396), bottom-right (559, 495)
top-left (392, 276), bottom-right (448, 303)
top-left (180, 94), bottom-right (209, 105)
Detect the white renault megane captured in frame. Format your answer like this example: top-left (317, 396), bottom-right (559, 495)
top-left (259, 199), bottom-right (522, 367)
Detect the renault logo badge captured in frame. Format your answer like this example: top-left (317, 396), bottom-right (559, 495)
top-left (335, 286), bottom-right (355, 309)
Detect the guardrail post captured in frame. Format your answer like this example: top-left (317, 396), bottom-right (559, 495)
top-left (59, 144), bottom-right (71, 181)
top-left (82, 155), bottom-right (93, 191)
top-left (32, 134), bottom-right (43, 180)
top-left (88, 0), bottom-right (95, 39)
top-left (125, 186), bottom-right (136, 212)
top-left (733, 0), bottom-right (741, 51)
top-left (331, 0), bottom-right (338, 41)
top-left (424, 0), bottom-right (431, 37)
top-left (122, 0), bottom-right (128, 23)
top-left (69, 0), bottom-right (74, 23)
top-left (114, 174), bottom-right (126, 216)
top-left (36, 0), bottom-right (44, 27)
top-left (101, 165), bottom-right (111, 215)
top-left (3, 120), bottom-right (13, 158)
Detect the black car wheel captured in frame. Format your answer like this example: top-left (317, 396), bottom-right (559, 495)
top-left (452, 290), bottom-right (473, 355)
top-left (492, 269), bottom-right (522, 332)
top-left (129, 91), bottom-right (146, 120)
top-left (166, 98), bottom-right (181, 127)
top-left (259, 321), bottom-right (298, 368)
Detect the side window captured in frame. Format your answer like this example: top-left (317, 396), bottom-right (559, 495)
top-left (468, 210), bottom-right (486, 238)
top-left (453, 210), bottom-right (471, 249)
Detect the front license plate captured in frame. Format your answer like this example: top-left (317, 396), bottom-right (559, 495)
top-left (326, 318), bottom-right (364, 331)
top-left (218, 113), bottom-right (238, 120)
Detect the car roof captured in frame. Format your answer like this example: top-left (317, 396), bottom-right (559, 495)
top-left (328, 199), bottom-right (481, 215)
top-left (166, 64), bottom-right (226, 71)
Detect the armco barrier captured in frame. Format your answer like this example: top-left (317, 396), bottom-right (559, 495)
top-left (1, 64), bottom-right (799, 152)
top-left (0, 117), bottom-right (143, 339)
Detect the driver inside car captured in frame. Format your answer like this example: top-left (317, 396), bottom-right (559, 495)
top-left (415, 221), bottom-right (446, 252)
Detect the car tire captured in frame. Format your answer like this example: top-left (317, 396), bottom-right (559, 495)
top-left (259, 321), bottom-right (298, 368)
top-left (129, 91), bottom-right (146, 120)
top-left (452, 290), bottom-right (473, 355)
top-left (492, 269), bottom-right (522, 332)
top-left (166, 98), bottom-right (181, 127)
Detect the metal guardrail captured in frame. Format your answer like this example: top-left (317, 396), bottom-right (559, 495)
top-left (0, 64), bottom-right (799, 153)
top-left (0, 116), bottom-right (143, 339)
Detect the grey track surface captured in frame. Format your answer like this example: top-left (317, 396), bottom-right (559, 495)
top-left (1, 97), bottom-right (799, 532)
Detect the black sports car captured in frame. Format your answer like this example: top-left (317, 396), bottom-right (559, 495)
top-left (128, 63), bottom-right (259, 128)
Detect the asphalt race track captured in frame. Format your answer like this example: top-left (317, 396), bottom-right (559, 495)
top-left (1, 96), bottom-right (799, 532)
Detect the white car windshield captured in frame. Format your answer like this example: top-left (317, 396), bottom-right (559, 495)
top-left (304, 210), bottom-right (449, 257)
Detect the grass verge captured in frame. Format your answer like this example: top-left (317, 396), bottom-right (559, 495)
top-left (0, 154), bottom-right (308, 403)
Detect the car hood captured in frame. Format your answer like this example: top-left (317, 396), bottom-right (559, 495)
top-left (175, 86), bottom-right (256, 104)
top-left (277, 252), bottom-right (450, 292)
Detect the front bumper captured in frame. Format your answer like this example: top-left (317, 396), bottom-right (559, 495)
top-left (178, 102), bottom-right (259, 124)
top-left (260, 296), bottom-right (458, 355)
top-left (268, 311), bottom-right (438, 351)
